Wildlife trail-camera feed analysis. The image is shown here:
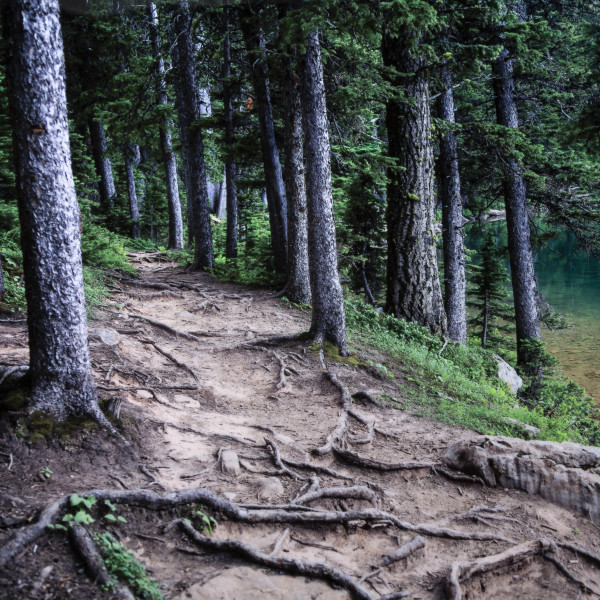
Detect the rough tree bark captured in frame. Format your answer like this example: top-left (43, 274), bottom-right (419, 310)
top-left (437, 61), bottom-right (467, 344)
top-left (148, 1), bottom-right (184, 251)
top-left (300, 29), bottom-right (347, 354)
top-left (124, 143), bottom-right (141, 239)
top-left (280, 3), bottom-right (311, 304)
top-left (171, 1), bottom-right (214, 268)
top-left (3, 0), bottom-right (110, 424)
top-left (239, 5), bottom-right (288, 274)
top-left (382, 26), bottom-right (447, 334)
top-left (87, 118), bottom-right (116, 210)
top-left (222, 7), bottom-right (238, 259)
top-left (492, 48), bottom-right (541, 370)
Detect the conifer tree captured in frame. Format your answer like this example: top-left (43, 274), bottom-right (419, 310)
top-left (468, 231), bottom-right (515, 351)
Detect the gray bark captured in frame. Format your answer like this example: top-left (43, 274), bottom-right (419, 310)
top-left (223, 7), bottom-right (238, 259)
top-left (492, 48), bottom-right (541, 369)
top-left (124, 143), bottom-right (141, 239)
top-left (149, 1), bottom-right (184, 251)
top-left (3, 0), bottom-right (106, 423)
top-left (171, 1), bottom-right (214, 268)
top-left (437, 62), bottom-right (467, 344)
top-left (382, 26), bottom-right (446, 335)
top-left (87, 118), bottom-right (115, 210)
top-left (239, 6), bottom-right (288, 274)
top-left (281, 19), bottom-right (311, 304)
top-left (300, 29), bottom-right (347, 354)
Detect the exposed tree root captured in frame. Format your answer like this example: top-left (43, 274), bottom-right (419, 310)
top-left (352, 390), bottom-right (384, 408)
top-left (117, 278), bottom-right (174, 291)
top-left (161, 421), bottom-right (263, 448)
top-left (176, 519), bottom-right (375, 600)
top-left (294, 485), bottom-right (378, 507)
top-left (265, 437), bottom-right (306, 480)
top-left (0, 365), bottom-right (29, 392)
top-left (0, 485), bottom-right (513, 569)
top-left (70, 523), bottom-right (135, 600)
top-left (130, 315), bottom-right (201, 341)
top-left (333, 446), bottom-right (440, 471)
top-left (444, 538), bottom-right (599, 599)
top-left (97, 384), bottom-right (198, 392)
top-left (121, 290), bottom-right (184, 300)
top-left (272, 351), bottom-right (291, 391)
top-left (150, 344), bottom-right (199, 382)
top-left (382, 536), bottom-right (426, 565)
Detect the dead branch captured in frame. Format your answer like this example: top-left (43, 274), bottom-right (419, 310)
top-left (382, 536), bottom-right (426, 565)
top-left (432, 466), bottom-right (486, 486)
top-left (130, 315), bottom-right (200, 341)
top-left (290, 535), bottom-right (342, 553)
top-left (117, 278), bottom-right (174, 291)
top-left (176, 519), bottom-right (375, 600)
top-left (269, 528), bottom-right (290, 557)
top-left (151, 344), bottom-right (199, 382)
top-left (558, 541), bottom-right (600, 567)
top-left (70, 523), bottom-right (135, 600)
top-left (333, 446), bottom-right (440, 471)
top-left (445, 539), bottom-right (555, 600)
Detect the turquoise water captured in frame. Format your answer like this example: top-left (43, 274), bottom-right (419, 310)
top-left (465, 226), bottom-right (600, 404)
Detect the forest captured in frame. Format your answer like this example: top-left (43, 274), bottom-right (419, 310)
top-left (0, 0), bottom-right (600, 599)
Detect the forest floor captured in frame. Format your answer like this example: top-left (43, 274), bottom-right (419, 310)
top-left (1, 253), bottom-right (599, 600)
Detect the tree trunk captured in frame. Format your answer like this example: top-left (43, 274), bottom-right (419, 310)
top-left (87, 118), bottom-right (115, 210)
top-left (382, 26), bottom-right (446, 335)
top-left (148, 1), bottom-right (184, 251)
top-left (300, 29), bottom-right (347, 354)
top-left (124, 143), bottom-right (141, 239)
top-left (437, 62), bottom-right (467, 344)
top-left (281, 24), bottom-right (311, 304)
top-left (171, 1), bottom-right (214, 269)
top-left (492, 48), bottom-right (541, 370)
top-left (239, 6), bottom-right (288, 275)
top-left (3, 0), bottom-right (107, 424)
top-left (223, 7), bottom-right (238, 259)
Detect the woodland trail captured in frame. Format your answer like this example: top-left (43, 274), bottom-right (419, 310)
top-left (1, 253), bottom-right (600, 599)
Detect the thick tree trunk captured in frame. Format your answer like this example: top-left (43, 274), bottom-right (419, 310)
top-left (437, 62), bottom-right (467, 344)
top-left (281, 40), bottom-right (311, 304)
top-left (492, 48), bottom-right (541, 370)
top-left (87, 118), bottom-right (115, 210)
top-left (4, 0), bottom-right (106, 423)
top-left (124, 143), bottom-right (141, 239)
top-left (171, 1), bottom-right (214, 268)
top-left (148, 1), bottom-right (184, 251)
top-left (300, 29), bottom-right (347, 354)
top-left (382, 28), bottom-right (446, 335)
top-left (223, 8), bottom-right (238, 259)
top-left (239, 6), bottom-right (288, 274)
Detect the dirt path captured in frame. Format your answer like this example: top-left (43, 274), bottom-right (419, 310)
top-left (1, 254), bottom-right (599, 599)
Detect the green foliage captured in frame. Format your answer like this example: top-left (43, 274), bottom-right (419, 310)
top-left (345, 298), bottom-right (598, 445)
top-left (95, 533), bottom-right (164, 600)
top-left (192, 509), bottom-right (217, 535)
top-left (467, 231), bottom-right (515, 352)
top-left (81, 222), bottom-right (131, 271)
top-left (212, 206), bottom-right (280, 286)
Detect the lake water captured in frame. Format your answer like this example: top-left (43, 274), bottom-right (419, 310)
top-left (465, 226), bottom-right (600, 404)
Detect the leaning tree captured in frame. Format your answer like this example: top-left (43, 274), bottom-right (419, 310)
top-left (3, 0), bottom-right (112, 427)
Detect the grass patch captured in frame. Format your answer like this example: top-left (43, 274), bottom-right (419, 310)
top-left (345, 299), bottom-right (599, 445)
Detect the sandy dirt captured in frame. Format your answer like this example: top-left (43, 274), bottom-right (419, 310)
top-left (0, 253), bottom-right (599, 600)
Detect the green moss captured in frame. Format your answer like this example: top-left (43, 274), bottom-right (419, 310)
top-left (318, 340), bottom-right (364, 367)
top-left (20, 411), bottom-right (98, 442)
top-left (0, 387), bottom-right (28, 411)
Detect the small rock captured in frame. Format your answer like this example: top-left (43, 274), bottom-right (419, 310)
top-left (245, 330), bottom-right (255, 340)
top-left (178, 310), bottom-right (195, 320)
top-left (99, 329), bottom-right (122, 346)
top-left (503, 417), bottom-right (541, 439)
top-left (136, 390), bottom-right (153, 400)
top-left (223, 492), bottom-right (237, 501)
top-left (257, 477), bottom-right (284, 500)
top-left (173, 394), bottom-right (195, 405)
top-left (220, 450), bottom-right (240, 477)
top-left (494, 354), bottom-right (523, 394)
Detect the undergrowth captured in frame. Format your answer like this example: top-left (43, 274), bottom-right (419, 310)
top-left (345, 299), bottom-right (600, 445)
top-left (95, 533), bottom-right (164, 600)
